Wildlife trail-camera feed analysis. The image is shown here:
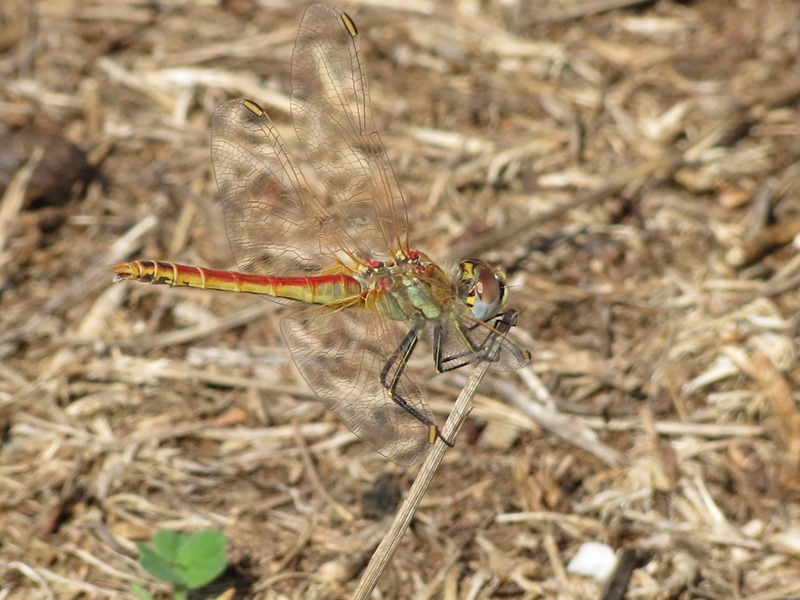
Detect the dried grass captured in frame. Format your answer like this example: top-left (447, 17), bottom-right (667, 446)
top-left (2, 0), bottom-right (800, 598)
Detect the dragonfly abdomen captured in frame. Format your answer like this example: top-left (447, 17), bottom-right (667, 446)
top-left (112, 260), bottom-right (362, 305)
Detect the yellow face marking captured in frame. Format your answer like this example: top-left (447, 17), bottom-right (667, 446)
top-left (340, 12), bottom-right (358, 38)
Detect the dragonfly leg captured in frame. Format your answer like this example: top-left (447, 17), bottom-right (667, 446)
top-left (434, 318), bottom-right (482, 373)
top-left (435, 311), bottom-right (519, 373)
top-left (381, 326), bottom-right (453, 448)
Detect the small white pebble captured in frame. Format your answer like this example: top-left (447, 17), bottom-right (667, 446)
top-left (566, 542), bottom-right (617, 580)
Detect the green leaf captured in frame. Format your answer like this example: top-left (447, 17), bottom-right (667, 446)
top-left (153, 529), bottom-right (182, 561)
top-left (129, 582), bottom-right (155, 600)
top-left (136, 529), bottom-right (228, 590)
top-left (177, 530), bottom-right (228, 588)
top-left (136, 541), bottom-right (183, 585)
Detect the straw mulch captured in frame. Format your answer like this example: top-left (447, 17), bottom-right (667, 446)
top-left (2, 0), bottom-right (799, 598)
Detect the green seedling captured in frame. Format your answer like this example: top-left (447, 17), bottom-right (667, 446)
top-left (131, 529), bottom-right (228, 600)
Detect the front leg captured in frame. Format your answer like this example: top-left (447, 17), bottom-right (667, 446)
top-left (434, 312), bottom-right (517, 373)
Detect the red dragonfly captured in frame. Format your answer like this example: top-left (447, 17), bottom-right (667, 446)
top-left (113, 3), bottom-right (530, 465)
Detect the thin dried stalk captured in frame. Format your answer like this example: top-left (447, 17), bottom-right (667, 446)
top-left (353, 311), bottom-right (520, 599)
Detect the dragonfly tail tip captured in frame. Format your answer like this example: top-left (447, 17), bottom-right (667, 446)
top-left (111, 262), bottom-right (136, 282)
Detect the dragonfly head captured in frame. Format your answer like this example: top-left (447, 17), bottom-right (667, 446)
top-left (457, 259), bottom-right (509, 321)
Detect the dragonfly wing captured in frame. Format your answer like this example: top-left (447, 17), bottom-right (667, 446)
top-left (437, 313), bottom-right (531, 373)
top-left (281, 306), bottom-right (431, 466)
top-left (291, 4), bottom-right (410, 262)
top-left (212, 99), bottom-right (335, 276)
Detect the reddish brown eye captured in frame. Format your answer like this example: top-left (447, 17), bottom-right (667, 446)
top-left (457, 259), bottom-right (511, 321)
top-left (477, 269), bottom-right (499, 300)
top-left (471, 267), bottom-right (503, 320)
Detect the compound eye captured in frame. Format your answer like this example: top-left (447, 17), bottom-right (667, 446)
top-left (458, 259), bottom-right (511, 321)
top-left (470, 267), bottom-right (505, 320)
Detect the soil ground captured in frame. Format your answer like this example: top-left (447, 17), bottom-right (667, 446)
top-left (2, 0), bottom-right (800, 598)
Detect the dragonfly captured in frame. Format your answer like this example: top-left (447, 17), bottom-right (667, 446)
top-left (113, 3), bottom-right (530, 466)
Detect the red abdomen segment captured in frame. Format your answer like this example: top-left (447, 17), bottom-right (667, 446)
top-left (112, 260), bottom-right (362, 305)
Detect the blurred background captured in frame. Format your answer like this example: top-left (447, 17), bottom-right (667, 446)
top-left (1, 0), bottom-right (799, 597)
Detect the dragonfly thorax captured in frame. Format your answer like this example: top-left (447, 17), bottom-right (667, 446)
top-left (359, 251), bottom-right (452, 322)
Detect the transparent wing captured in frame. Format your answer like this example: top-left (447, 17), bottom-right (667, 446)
top-left (291, 4), bottom-right (410, 262)
top-left (281, 306), bottom-right (432, 466)
top-left (212, 99), bottom-right (359, 277)
top-left (212, 4), bottom-right (409, 275)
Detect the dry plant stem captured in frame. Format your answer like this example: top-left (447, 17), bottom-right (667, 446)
top-left (115, 302), bottom-right (273, 351)
top-left (453, 75), bottom-right (800, 262)
top-left (538, 0), bottom-right (657, 23)
top-left (448, 153), bottom-right (682, 260)
top-left (352, 311), bottom-right (519, 599)
top-left (601, 548), bottom-right (637, 600)
top-left (292, 420), bottom-right (355, 523)
top-left (352, 357), bottom-right (493, 600)
top-left (353, 310), bottom-right (517, 600)
top-left (495, 377), bottom-right (628, 468)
